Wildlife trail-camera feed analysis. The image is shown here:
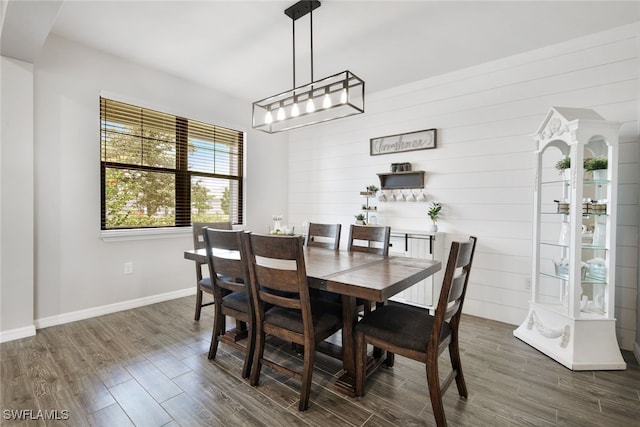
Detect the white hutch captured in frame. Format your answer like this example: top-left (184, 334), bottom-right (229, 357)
top-left (514, 107), bottom-right (626, 370)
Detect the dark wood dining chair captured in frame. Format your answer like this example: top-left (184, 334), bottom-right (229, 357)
top-left (348, 224), bottom-right (391, 315)
top-left (245, 233), bottom-right (343, 411)
top-left (305, 222), bottom-right (341, 250)
top-left (305, 222), bottom-right (343, 307)
top-left (347, 224), bottom-right (391, 256)
top-left (192, 221), bottom-right (232, 321)
top-left (354, 236), bottom-right (477, 427)
top-left (203, 228), bottom-right (255, 378)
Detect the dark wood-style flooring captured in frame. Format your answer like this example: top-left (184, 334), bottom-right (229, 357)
top-left (1, 296), bottom-right (639, 426)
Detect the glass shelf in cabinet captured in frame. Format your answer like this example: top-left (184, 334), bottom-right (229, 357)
top-left (540, 241), bottom-right (569, 248)
top-left (581, 243), bottom-right (608, 251)
top-left (540, 178), bottom-right (569, 185)
top-left (582, 212), bottom-right (608, 217)
top-left (541, 211), bottom-right (570, 216)
top-left (540, 272), bottom-right (569, 281)
top-left (582, 276), bottom-right (607, 285)
top-left (584, 178), bottom-right (609, 185)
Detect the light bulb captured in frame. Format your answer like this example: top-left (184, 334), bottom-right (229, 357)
top-left (322, 93), bottom-right (332, 109)
top-left (276, 106), bottom-right (285, 121)
top-left (340, 88), bottom-right (348, 104)
top-left (264, 110), bottom-right (273, 124)
top-left (306, 98), bottom-right (315, 113)
top-left (291, 102), bottom-right (300, 117)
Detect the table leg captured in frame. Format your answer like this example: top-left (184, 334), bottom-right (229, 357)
top-left (221, 319), bottom-right (248, 343)
top-left (334, 295), bottom-right (358, 396)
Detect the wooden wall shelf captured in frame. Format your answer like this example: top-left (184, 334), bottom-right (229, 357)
top-left (377, 171), bottom-right (425, 189)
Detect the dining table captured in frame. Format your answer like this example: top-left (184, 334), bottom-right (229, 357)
top-left (184, 244), bottom-right (441, 396)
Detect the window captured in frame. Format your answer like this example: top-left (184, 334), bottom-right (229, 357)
top-left (100, 97), bottom-right (243, 230)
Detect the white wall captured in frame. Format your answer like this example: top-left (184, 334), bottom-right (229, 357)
top-left (22, 34), bottom-right (288, 328)
top-left (0, 56), bottom-right (36, 341)
top-left (288, 24), bottom-right (640, 351)
top-left (636, 13), bottom-right (640, 360)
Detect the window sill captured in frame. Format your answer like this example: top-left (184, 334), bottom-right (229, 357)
top-left (101, 227), bottom-right (191, 242)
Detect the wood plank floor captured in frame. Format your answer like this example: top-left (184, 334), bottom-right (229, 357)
top-left (1, 296), bottom-right (639, 426)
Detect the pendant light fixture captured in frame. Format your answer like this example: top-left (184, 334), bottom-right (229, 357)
top-left (252, 0), bottom-right (365, 133)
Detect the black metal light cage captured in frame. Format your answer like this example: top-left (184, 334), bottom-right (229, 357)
top-left (251, 0), bottom-right (365, 133)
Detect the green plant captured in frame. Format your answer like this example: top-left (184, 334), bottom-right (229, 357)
top-left (355, 213), bottom-right (366, 221)
top-left (366, 185), bottom-right (379, 192)
top-left (555, 157), bottom-right (570, 171)
top-left (584, 156), bottom-right (608, 171)
top-left (427, 202), bottom-right (442, 223)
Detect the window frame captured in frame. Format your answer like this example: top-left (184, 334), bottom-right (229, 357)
top-left (100, 96), bottom-right (244, 232)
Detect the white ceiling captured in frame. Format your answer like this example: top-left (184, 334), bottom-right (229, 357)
top-left (4, 1), bottom-right (640, 102)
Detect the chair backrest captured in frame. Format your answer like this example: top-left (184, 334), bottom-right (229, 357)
top-left (432, 236), bottom-right (477, 341)
top-left (203, 228), bottom-right (252, 299)
top-left (193, 222), bottom-right (232, 250)
top-left (245, 234), bottom-right (312, 331)
top-left (347, 225), bottom-right (391, 256)
top-left (305, 223), bottom-right (342, 250)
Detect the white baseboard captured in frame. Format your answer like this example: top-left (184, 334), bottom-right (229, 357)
top-left (634, 342), bottom-right (640, 365)
top-left (0, 325), bottom-right (37, 343)
top-left (35, 287), bottom-right (196, 330)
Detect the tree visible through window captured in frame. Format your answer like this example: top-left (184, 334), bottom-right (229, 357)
top-left (100, 97), bottom-right (243, 229)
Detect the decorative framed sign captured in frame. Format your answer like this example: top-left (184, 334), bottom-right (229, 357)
top-left (370, 128), bottom-right (437, 156)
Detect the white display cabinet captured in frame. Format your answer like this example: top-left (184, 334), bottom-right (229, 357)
top-left (514, 107), bottom-right (626, 370)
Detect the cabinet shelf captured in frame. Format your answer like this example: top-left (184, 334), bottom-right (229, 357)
top-left (541, 178), bottom-right (610, 185)
top-left (358, 190), bottom-right (378, 225)
top-left (581, 244), bottom-right (608, 251)
top-left (540, 241), bottom-right (568, 248)
top-left (541, 211), bottom-right (608, 217)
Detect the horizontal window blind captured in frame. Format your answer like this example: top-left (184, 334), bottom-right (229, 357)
top-left (100, 97), bottom-right (244, 230)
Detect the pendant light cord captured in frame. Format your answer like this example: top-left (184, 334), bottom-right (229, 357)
top-left (310, 7), bottom-right (313, 83)
top-left (292, 18), bottom-right (296, 88)
top-left (291, 3), bottom-right (315, 88)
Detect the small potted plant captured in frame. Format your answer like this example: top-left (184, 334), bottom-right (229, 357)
top-left (354, 213), bottom-right (366, 225)
top-left (555, 157), bottom-right (571, 180)
top-left (360, 185), bottom-right (378, 196)
top-left (427, 202), bottom-right (442, 232)
top-left (584, 156), bottom-right (608, 181)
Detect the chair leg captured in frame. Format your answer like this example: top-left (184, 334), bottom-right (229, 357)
top-left (250, 331), bottom-right (265, 386)
top-left (449, 335), bottom-right (468, 398)
top-left (364, 301), bottom-right (372, 316)
top-left (242, 321), bottom-right (255, 379)
top-left (354, 331), bottom-right (367, 397)
top-left (194, 288), bottom-right (203, 321)
top-left (298, 340), bottom-right (315, 411)
top-left (208, 310), bottom-right (223, 360)
top-left (426, 361), bottom-right (447, 427)
top-left (385, 351), bottom-right (395, 367)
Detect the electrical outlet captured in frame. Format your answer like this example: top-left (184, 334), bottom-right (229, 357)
top-left (123, 262), bottom-right (133, 275)
top-left (525, 277), bottom-right (531, 290)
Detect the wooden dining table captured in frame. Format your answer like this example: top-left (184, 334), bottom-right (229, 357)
top-left (184, 245), bottom-right (441, 396)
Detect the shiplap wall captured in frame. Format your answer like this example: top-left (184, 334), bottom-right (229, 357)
top-left (287, 23), bottom-right (639, 350)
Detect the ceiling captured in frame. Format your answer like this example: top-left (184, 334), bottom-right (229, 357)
top-left (3, 1), bottom-right (640, 102)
